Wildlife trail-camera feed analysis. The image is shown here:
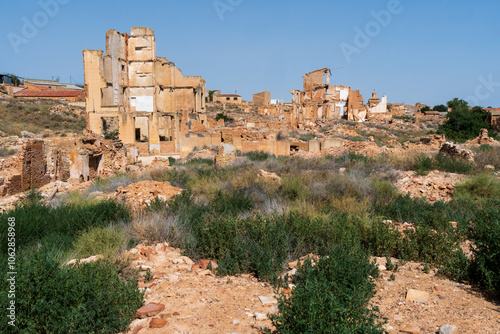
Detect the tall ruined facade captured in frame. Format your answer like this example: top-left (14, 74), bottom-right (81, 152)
top-left (83, 27), bottom-right (206, 155)
top-left (290, 68), bottom-right (388, 125)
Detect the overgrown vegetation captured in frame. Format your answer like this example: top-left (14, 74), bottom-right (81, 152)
top-left (135, 153), bottom-right (500, 299)
top-left (0, 249), bottom-right (143, 333)
top-left (0, 147), bottom-right (17, 157)
top-left (414, 153), bottom-right (476, 175)
top-left (2, 148), bottom-right (499, 331)
top-left (0, 191), bottom-right (141, 333)
top-left (0, 99), bottom-right (86, 136)
top-left (268, 245), bottom-right (385, 333)
top-left (437, 98), bottom-right (491, 142)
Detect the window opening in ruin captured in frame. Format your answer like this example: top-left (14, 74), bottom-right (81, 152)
top-left (135, 117), bottom-right (149, 142)
top-left (121, 65), bottom-right (125, 71)
top-left (88, 155), bottom-right (102, 181)
top-left (233, 97), bottom-right (238, 101)
top-left (226, 97), bottom-right (230, 101)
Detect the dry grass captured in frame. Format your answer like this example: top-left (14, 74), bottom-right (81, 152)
top-left (0, 99), bottom-right (85, 136)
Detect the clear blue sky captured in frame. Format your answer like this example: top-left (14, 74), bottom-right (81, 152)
top-left (2, 0), bottom-right (499, 107)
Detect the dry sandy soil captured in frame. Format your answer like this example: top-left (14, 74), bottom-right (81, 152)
top-left (123, 244), bottom-right (500, 334)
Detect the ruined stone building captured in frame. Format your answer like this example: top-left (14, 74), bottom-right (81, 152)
top-left (289, 68), bottom-right (389, 126)
top-left (213, 93), bottom-right (242, 105)
top-left (83, 27), bottom-right (207, 155)
top-left (253, 91), bottom-right (271, 106)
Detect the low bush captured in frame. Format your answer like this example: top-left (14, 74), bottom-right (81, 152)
top-left (87, 172), bottom-right (140, 193)
top-left (414, 153), bottom-right (475, 175)
top-left (454, 174), bottom-right (500, 200)
top-left (468, 207), bottom-right (500, 293)
top-left (0, 194), bottom-right (130, 262)
top-left (0, 147), bottom-right (17, 157)
top-left (414, 154), bottom-right (434, 176)
top-left (0, 249), bottom-right (144, 333)
top-left (245, 151), bottom-right (271, 161)
top-left (71, 225), bottom-right (127, 260)
top-left (268, 245), bottom-right (385, 333)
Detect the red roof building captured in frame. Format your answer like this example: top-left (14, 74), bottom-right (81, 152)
top-left (14, 89), bottom-right (85, 101)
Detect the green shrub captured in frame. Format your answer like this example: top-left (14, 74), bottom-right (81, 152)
top-left (468, 207), bottom-right (500, 293)
top-left (72, 225), bottom-right (127, 260)
top-left (215, 113), bottom-right (233, 123)
top-left (0, 249), bottom-right (144, 333)
top-left (103, 129), bottom-right (119, 140)
top-left (0, 147), bottom-right (17, 157)
top-left (454, 174), bottom-right (500, 200)
top-left (433, 153), bottom-right (475, 174)
top-left (437, 101), bottom-right (490, 142)
top-left (268, 245), bottom-right (385, 333)
top-left (245, 151), bottom-right (271, 161)
top-left (413, 153), bottom-right (475, 175)
top-left (0, 196), bottom-right (130, 262)
top-left (438, 249), bottom-right (470, 282)
top-left (281, 176), bottom-right (308, 201)
top-left (414, 154), bottom-right (433, 175)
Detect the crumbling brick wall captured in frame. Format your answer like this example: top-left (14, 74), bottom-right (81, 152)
top-left (21, 140), bottom-right (51, 191)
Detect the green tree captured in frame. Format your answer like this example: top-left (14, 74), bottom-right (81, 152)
top-left (447, 98), bottom-right (469, 111)
top-left (437, 98), bottom-right (490, 142)
top-left (420, 106), bottom-right (431, 112)
top-left (433, 104), bottom-right (448, 113)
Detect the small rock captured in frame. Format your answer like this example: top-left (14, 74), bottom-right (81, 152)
top-left (378, 264), bottom-right (387, 271)
top-left (255, 313), bottom-right (267, 321)
top-left (259, 296), bottom-right (277, 305)
top-left (439, 325), bottom-right (458, 334)
top-left (66, 255), bottom-right (103, 266)
top-left (198, 269), bottom-right (211, 276)
top-left (131, 325), bottom-right (144, 334)
top-left (405, 289), bottom-right (430, 303)
top-left (484, 165), bottom-right (495, 173)
top-left (399, 325), bottom-right (420, 334)
top-left (180, 256), bottom-right (194, 265)
top-left (149, 318), bottom-right (167, 328)
top-left (136, 303), bottom-right (165, 318)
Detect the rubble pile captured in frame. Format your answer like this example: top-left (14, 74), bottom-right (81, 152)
top-left (114, 181), bottom-right (182, 209)
top-left (439, 142), bottom-right (475, 164)
top-left (394, 170), bottom-right (463, 202)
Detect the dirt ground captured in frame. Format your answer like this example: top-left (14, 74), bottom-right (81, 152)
top-left (123, 244), bottom-right (500, 334)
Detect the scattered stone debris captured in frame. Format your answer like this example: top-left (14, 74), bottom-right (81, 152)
top-left (439, 142), bottom-right (475, 164)
top-left (115, 181), bottom-right (182, 209)
top-left (394, 170), bottom-right (462, 202)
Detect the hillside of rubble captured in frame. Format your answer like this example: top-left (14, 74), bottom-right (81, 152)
top-left (1, 96), bottom-right (500, 333)
top-left (1, 138), bottom-right (500, 333)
